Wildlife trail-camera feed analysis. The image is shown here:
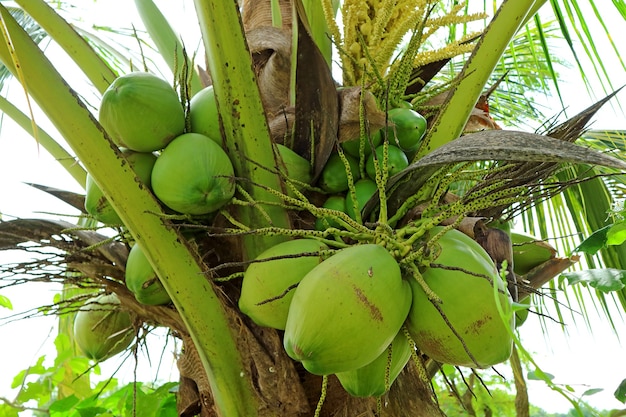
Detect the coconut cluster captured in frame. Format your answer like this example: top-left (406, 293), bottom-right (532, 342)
top-left (78, 72), bottom-right (516, 397)
top-left (316, 101), bottom-right (427, 227)
top-left (77, 73), bottom-right (238, 360)
top-left (239, 228), bottom-right (515, 397)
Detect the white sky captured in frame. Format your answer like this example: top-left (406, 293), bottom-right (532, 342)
top-left (1, 0), bottom-right (626, 414)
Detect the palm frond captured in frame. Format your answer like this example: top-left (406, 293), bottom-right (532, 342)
top-left (547, 0), bottom-right (626, 99)
top-left (0, 7), bottom-right (48, 89)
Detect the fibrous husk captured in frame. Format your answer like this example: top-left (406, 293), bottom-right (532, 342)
top-left (337, 86), bottom-right (387, 144)
top-left (247, 26), bottom-right (292, 120)
top-left (242, 0), bottom-right (292, 34)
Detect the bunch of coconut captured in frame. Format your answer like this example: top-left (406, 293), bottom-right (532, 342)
top-left (88, 72), bottom-right (236, 224)
top-left (313, 101), bottom-right (428, 227)
top-left (89, 70), bottom-right (312, 301)
top-left (238, 225), bottom-right (515, 398)
top-left (239, 240), bottom-right (412, 397)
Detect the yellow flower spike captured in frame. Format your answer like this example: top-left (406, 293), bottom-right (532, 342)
top-left (423, 13), bottom-right (487, 41)
top-left (373, 11), bottom-right (425, 69)
top-left (321, 0), bottom-right (342, 50)
top-left (349, 42), bottom-right (361, 56)
top-left (360, 21), bottom-right (372, 38)
top-left (338, 0), bottom-right (484, 86)
top-left (369, 0), bottom-right (397, 43)
top-left (411, 43), bottom-right (476, 68)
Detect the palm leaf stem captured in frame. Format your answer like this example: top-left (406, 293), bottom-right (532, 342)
top-left (415, 0), bottom-right (546, 160)
top-left (193, 0), bottom-right (292, 262)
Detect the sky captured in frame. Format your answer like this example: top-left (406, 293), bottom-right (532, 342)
top-left (1, 0), bottom-right (626, 415)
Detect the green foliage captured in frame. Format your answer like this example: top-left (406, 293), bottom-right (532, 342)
top-left (47, 382), bottom-right (178, 417)
top-left (435, 367), bottom-right (611, 417)
top-left (0, 294), bottom-right (11, 309)
top-left (561, 268), bottom-right (626, 293)
top-left (0, 333), bottom-right (177, 416)
top-left (432, 17), bottom-right (565, 128)
top-left (614, 378), bottom-right (626, 403)
top-left (434, 368), bottom-right (543, 417)
top-left (575, 220), bottom-right (626, 256)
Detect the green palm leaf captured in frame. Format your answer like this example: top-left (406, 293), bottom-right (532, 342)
top-left (549, 0), bottom-right (626, 97)
top-left (0, 7), bottom-right (47, 88)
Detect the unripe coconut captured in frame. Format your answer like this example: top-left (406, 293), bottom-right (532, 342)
top-left (239, 239), bottom-right (327, 330)
top-left (275, 144), bottom-right (312, 194)
top-left (341, 129), bottom-right (383, 157)
top-left (189, 85), bottom-right (221, 145)
top-left (73, 293), bottom-right (134, 362)
top-left (365, 144), bottom-right (409, 180)
top-left (318, 152), bottom-right (360, 193)
top-left (510, 232), bottom-right (556, 275)
top-left (314, 195), bottom-right (346, 231)
top-left (406, 227), bottom-right (514, 368)
top-left (384, 107), bottom-right (427, 153)
top-left (125, 243), bottom-right (171, 306)
top-left (345, 178), bottom-right (378, 221)
top-left (335, 330), bottom-right (412, 397)
top-left (99, 72), bottom-right (185, 152)
top-left (151, 133), bottom-right (235, 215)
top-left (84, 150), bottom-right (157, 225)
top-left (515, 297), bottom-right (531, 328)
top-left (283, 244), bottom-right (411, 375)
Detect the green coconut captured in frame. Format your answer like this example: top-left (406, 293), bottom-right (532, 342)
top-left (275, 144), bottom-right (312, 195)
top-left (314, 195), bottom-right (347, 231)
top-left (335, 330), bottom-right (412, 397)
top-left (151, 133), bottom-right (235, 215)
top-left (125, 243), bottom-right (171, 306)
top-left (189, 85), bottom-right (222, 145)
top-left (510, 232), bottom-right (556, 275)
top-left (99, 72), bottom-right (185, 152)
top-left (341, 129), bottom-right (382, 157)
top-left (365, 144), bottom-right (409, 180)
top-left (73, 293), bottom-right (134, 362)
top-left (384, 107), bottom-right (427, 153)
top-left (239, 239), bottom-right (327, 330)
top-left (283, 244), bottom-right (411, 375)
top-left (406, 227), bottom-right (514, 368)
top-left (345, 178), bottom-right (378, 221)
top-left (84, 150), bottom-right (157, 225)
top-left (318, 152), bottom-right (360, 193)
